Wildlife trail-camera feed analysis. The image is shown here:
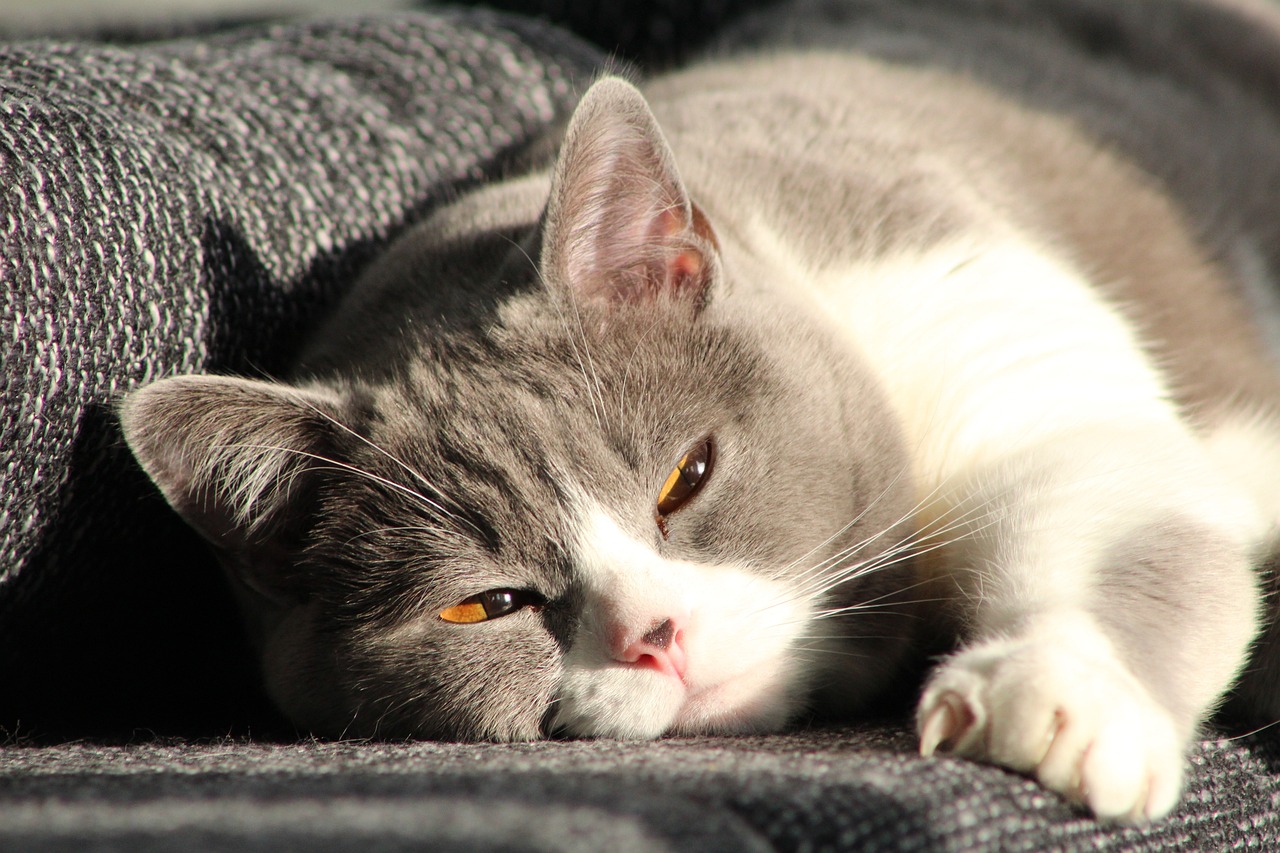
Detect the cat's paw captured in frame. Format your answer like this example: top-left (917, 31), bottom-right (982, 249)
top-left (916, 620), bottom-right (1185, 823)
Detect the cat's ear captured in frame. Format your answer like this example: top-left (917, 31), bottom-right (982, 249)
top-left (120, 375), bottom-right (343, 601)
top-left (541, 76), bottom-right (720, 308)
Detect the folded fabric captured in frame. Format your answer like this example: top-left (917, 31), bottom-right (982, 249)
top-left (0, 8), bottom-right (602, 728)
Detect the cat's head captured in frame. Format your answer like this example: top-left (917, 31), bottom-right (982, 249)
top-left (120, 77), bottom-right (919, 741)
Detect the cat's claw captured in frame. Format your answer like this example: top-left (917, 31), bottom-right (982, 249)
top-left (915, 622), bottom-right (1185, 824)
top-left (918, 690), bottom-right (979, 757)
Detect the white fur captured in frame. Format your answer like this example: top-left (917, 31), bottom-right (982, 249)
top-left (755, 231), bottom-right (1262, 559)
top-left (752, 229), bottom-right (1264, 529)
top-left (1205, 412), bottom-right (1280, 533)
top-left (550, 503), bottom-right (810, 738)
top-left (821, 239), bottom-right (1263, 719)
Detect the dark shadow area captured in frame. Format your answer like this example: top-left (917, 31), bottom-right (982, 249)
top-left (0, 407), bottom-right (287, 743)
top-left (474, 0), bottom-right (783, 67)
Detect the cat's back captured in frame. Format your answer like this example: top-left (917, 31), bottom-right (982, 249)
top-left (643, 42), bottom-right (1280, 417)
top-left (642, 47), bottom-right (1236, 269)
top-left (643, 52), bottom-right (1096, 258)
top-left (694, 0), bottom-right (1280, 274)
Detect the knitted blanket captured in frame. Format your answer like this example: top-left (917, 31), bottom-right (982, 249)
top-left (3, 727), bottom-right (1279, 850)
top-left (5, 2), bottom-right (1280, 851)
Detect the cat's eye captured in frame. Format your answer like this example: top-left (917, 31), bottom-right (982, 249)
top-left (656, 438), bottom-right (715, 516)
top-left (438, 589), bottom-right (543, 624)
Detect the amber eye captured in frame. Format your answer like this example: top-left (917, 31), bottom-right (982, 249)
top-left (438, 589), bottom-right (543, 624)
top-left (656, 438), bottom-right (715, 516)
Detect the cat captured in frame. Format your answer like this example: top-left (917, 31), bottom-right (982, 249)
top-left (120, 30), bottom-right (1280, 825)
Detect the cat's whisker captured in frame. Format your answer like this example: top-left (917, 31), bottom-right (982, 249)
top-left (769, 473), bottom-right (919, 584)
top-left (775, 455), bottom-right (928, 579)
top-left (794, 488), bottom-right (1010, 598)
top-left (337, 708), bottom-right (365, 742)
top-left (765, 582), bottom-right (943, 632)
top-left (779, 470), bottom-right (980, 592)
top-left (792, 636), bottom-right (906, 650)
top-left (813, 594), bottom-right (946, 616)
top-left (787, 647), bottom-right (872, 663)
top-left (811, 599), bottom-right (947, 621)
top-left (782, 519), bottom-right (958, 605)
top-left (802, 518), bottom-right (996, 603)
top-left (375, 690), bottom-right (429, 733)
top-left (294, 397), bottom-right (505, 546)
top-left (810, 509), bottom-right (991, 591)
top-left (296, 397), bottom-right (441, 493)
top-left (1214, 718), bottom-right (1280, 741)
top-left (776, 407), bottom-right (1017, 602)
top-left (752, 505), bottom-right (1002, 634)
top-left (816, 577), bottom-right (945, 611)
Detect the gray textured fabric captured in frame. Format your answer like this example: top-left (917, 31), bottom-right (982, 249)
top-left (0, 8), bottom-right (599, 651)
top-left (0, 8), bottom-right (594, 587)
top-left (3, 725), bottom-right (1280, 851)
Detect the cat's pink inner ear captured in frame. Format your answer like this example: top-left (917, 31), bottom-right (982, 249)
top-left (542, 77), bottom-right (720, 309)
top-left (647, 204), bottom-right (717, 303)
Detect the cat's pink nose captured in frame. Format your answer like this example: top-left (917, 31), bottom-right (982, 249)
top-left (613, 617), bottom-right (687, 681)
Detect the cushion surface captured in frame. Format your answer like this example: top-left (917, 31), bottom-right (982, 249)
top-left (3, 725), bottom-right (1279, 851)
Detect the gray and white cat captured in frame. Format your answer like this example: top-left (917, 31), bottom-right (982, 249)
top-left (121, 39), bottom-right (1280, 824)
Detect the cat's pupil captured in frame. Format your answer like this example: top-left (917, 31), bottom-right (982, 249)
top-left (480, 590), bottom-right (518, 617)
top-left (656, 438), bottom-right (714, 516)
top-left (438, 589), bottom-right (541, 624)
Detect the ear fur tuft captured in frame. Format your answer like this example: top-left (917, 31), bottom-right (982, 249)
top-left (119, 375), bottom-right (343, 552)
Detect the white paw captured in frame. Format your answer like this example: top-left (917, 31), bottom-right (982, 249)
top-left (916, 623), bottom-right (1185, 823)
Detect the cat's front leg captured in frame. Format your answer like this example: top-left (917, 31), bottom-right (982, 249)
top-left (913, 432), bottom-right (1262, 823)
top-left (819, 239), bottom-right (1265, 820)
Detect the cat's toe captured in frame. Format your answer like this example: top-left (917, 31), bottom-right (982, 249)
top-left (1027, 697), bottom-right (1180, 821)
top-left (1074, 709), bottom-right (1182, 822)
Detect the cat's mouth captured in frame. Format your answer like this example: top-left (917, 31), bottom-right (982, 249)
top-left (544, 536), bottom-right (814, 741)
top-left (670, 656), bottom-right (794, 735)
top-left (543, 650), bottom-right (799, 740)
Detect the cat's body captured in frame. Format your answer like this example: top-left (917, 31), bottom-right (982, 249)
top-left (122, 9), bottom-right (1280, 825)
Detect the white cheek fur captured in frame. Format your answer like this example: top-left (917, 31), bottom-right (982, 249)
top-left (549, 505), bottom-right (813, 738)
